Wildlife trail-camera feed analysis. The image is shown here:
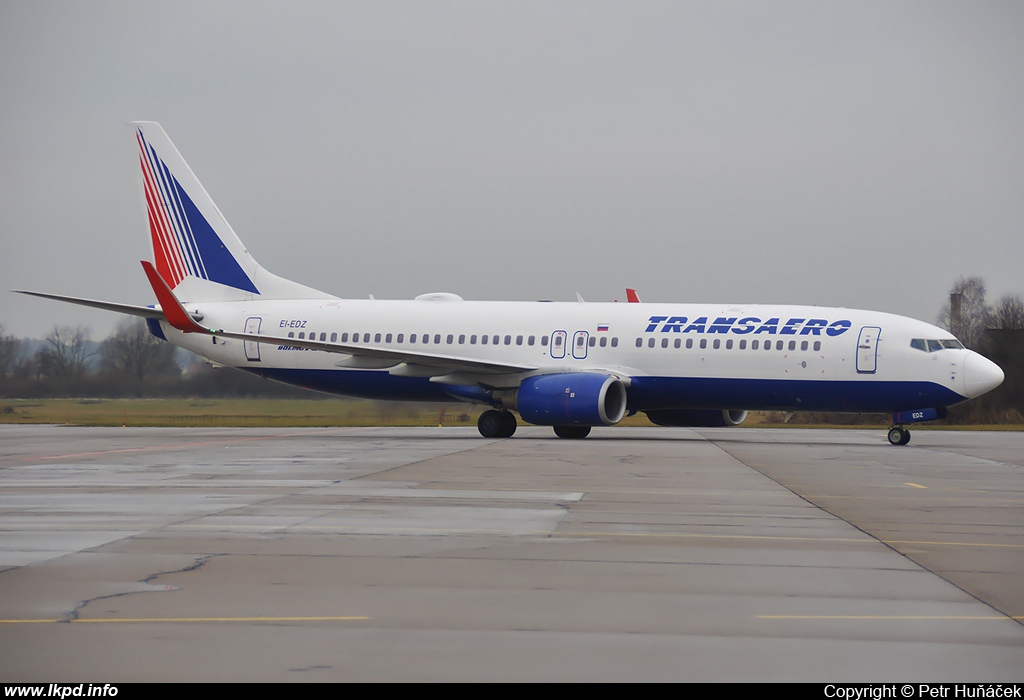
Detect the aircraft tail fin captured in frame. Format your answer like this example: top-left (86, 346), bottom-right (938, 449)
top-left (131, 122), bottom-right (333, 303)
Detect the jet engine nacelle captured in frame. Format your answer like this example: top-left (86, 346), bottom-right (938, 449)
top-left (645, 409), bottom-right (748, 427)
top-left (508, 373), bottom-right (628, 426)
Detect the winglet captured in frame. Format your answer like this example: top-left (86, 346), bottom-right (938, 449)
top-left (141, 261), bottom-right (207, 333)
top-left (626, 288), bottom-right (641, 303)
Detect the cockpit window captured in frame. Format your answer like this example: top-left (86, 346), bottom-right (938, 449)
top-left (912, 338), bottom-right (965, 353)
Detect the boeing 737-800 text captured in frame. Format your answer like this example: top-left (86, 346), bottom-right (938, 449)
top-left (17, 123), bottom-right (1005, 444)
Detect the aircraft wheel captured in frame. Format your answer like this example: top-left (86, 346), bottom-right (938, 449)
top-left (478, 410), bottom-right (503, 438)
top-left (887, 426), bottom-right (908, 446)
top-left (498, 411), bottom-right (517, 438)
top-left (554, 425), bottom-right (591, 439)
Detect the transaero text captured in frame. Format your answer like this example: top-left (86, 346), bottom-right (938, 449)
top-left (645, 316), bottom-right (852, 336)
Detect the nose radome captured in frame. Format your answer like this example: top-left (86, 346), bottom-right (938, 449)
top-left (963, 352), bottom-right (1005, 399)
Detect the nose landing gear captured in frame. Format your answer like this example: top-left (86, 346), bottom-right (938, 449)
top-left (887, 425), bottom-right (911, 446)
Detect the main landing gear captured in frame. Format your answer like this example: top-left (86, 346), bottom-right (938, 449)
top-left (887, 425), bottom-right (912, 446)
top-left (478, 410), bottom-right (517, 438)
top-left (553, 425), bottom-right (591, 439)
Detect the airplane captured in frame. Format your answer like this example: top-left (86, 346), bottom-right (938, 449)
top-left (17, 122), bottom-right (1005, 445)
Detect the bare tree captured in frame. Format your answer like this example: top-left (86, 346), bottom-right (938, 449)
top-left (101, 318), bottom-right (179, 383)
top-left (0, 325), bottom-right (21, 378)
top-left (990, 293), bottom-right (1024, 330)
top-left (35, 326), bottom-right (94, 380)
top-left (937, 277), bottom-right (992, 350)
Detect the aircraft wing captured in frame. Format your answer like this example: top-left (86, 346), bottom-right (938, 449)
top-left (140, 261), bottom-right (537, 376)
top-left (15, 290), bottom-right (165, 319)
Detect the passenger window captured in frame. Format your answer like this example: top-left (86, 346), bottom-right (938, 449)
top-left (409, 334), bottom-right (416, 343)
top-left (813, 341), bottom-right (821, 351)
top-left (470, 335), bottom-right (477, 344)
top-left (739, 340), bottom-right (746, 350)
top-left (320, 332), bottom-right (327, 341)
top-left (517, 335), bottom-right (524, 346)
top-left (674, 338), bottom-right (680, 349)
top-left (397, 334), bottom-right (404, 343)
top-left (751, 339), bottom-right (758, 350)
top-left (374, 333), bottom-right (381, 343)
top-left (330, 332), bottom-right (337, 342)
top-left (648, 338), bottom-right (655, 348)
top-left (298, 332), bottom-right (305, 339)
top-left (588, 337), bottom-right (596, 347)
top-left (661, 338), bottom-right (669, 348)
top-left (481, 335), bottom-right (488, 345)
top-left (505, 335), bottom-right (512, 345)
top-left (528, 336), bottom-right (535, 346)
top-left (800, 340), bottom-right (807, 351)
top-left (700, 339), bottom-right (707, 349)
top-left (363, 333), bottom-right (370, 343)
top-left (636, 338), bottom-right (643, 348)
top-left (459, 334), bottom-right (465, 344)
top-left (423, 335), bottom-right (430, 344)
top-left (713, 339), bottom-right (720, 349)
top-left (601, 337), bottom-right (608, 347)
top-left (686, 338), bottom-right (693, 349)
top-left (288, 331), bottom-right (295, 338)
top-left (611, 338), bottom-right (618, 347)
top-left (541, 336), bottom-right (549, 346)
top-left (435, 334), bottom-right (442, 344)
top-left (447, 334), bottom-right (454, 344)
top-left (725, 339), bottom-right (733, 349)
top-left (341, 333), bottom-right (348, 342)
top-left (776, 340), bottom-right (784, 350)
top-left (788, 341), bottom-right (796, 351)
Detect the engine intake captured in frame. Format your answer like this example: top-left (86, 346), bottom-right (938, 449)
top-left (506, 373), bottom-right (627, 426)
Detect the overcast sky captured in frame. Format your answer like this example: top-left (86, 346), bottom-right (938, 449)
top-left (2, 1), bottom-right (1022, 339)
